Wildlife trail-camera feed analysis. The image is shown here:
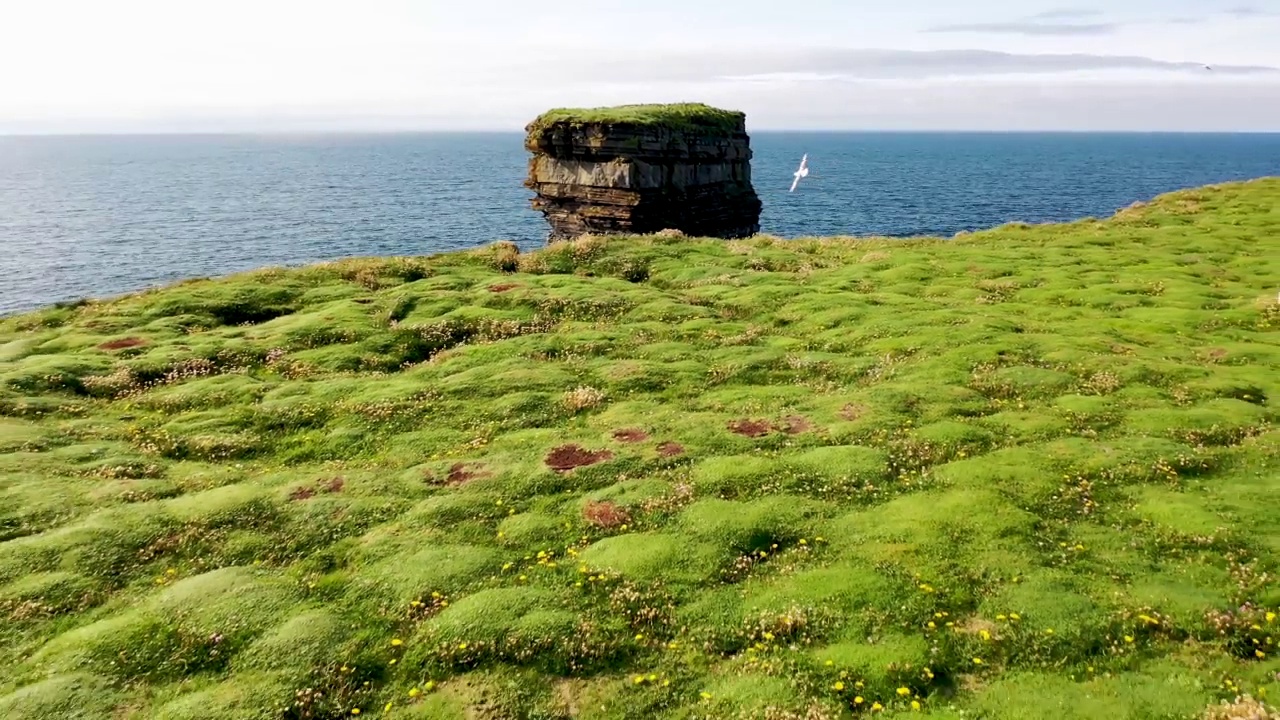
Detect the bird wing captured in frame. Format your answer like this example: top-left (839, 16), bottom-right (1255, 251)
top-left (798, 154), bottom-right (808, 171)
top-left (789, 174), bottom-right (801, 192)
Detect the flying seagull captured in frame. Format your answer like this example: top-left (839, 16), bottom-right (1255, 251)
top-left (1204, 64), bottom-right (1213, 71)
top-left (790, 154), bottom-right (810, 193)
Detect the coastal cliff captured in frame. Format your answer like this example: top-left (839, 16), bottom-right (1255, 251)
top-left (523, 103), bottom-right (762, 241)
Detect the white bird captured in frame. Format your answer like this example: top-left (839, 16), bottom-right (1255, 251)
top-left (789, 153), bottom-right (810, 193)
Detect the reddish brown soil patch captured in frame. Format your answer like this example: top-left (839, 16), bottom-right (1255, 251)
top-left (839, 404), bottom-right (867, 421)
top-left (97, 337), bottom-right (146, 351)
top-left (657, 441), bottom-right (685, 458)
top-left (582, 500), bottom-right (631, 529)
top-left (488, 283), bottom-right (519, 293)
top-left (728, 419), bottom-right (772, 438)
top-left (777, 415), bottom-right (813, 435)
top-left (324, 477), bottom-right (345, 493)
top-left (612, 428), bottom-right (650, 443)
top-left (445, 463), bottom-right (490, 486)
top-left (288, 486), bottom-right (316, 501)
top-left (545, 445), bottom-right (614, 472)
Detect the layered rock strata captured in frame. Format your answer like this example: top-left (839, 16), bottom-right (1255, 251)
top-left (524, 104), bottom-right (762, 241)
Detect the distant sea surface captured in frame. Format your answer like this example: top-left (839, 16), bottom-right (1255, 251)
top-left (2, 132), bottom-right (1279, 315)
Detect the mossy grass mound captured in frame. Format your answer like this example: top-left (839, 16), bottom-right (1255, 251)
top-left (1, 179), bottom-right (1279, 717)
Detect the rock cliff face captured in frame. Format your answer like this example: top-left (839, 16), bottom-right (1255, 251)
top-left (523, 104), bottom-right (762, 241)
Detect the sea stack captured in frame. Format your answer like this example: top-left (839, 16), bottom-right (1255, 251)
top-left (523, 103), bottom-right (762, 241)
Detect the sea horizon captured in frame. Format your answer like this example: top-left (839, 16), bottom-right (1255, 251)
top-left (5, 129), bottom-right (1280, 138)
top-left (3, 131), bottom-right (1279, 315)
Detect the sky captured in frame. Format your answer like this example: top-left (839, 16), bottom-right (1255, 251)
top-left (1, 0), bottom-right (1279, 133)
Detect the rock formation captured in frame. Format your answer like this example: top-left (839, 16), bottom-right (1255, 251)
top-left (524, 103), bottom-right (762, 241)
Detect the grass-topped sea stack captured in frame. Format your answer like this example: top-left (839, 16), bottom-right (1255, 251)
top-left (524, 103), bottom-right (763, 241)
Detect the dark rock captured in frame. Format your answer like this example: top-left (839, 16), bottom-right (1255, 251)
top-left (524, 103), bottom-right (762, 241)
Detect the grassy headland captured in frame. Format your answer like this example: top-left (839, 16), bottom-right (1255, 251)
top-left (1, 179), bottom-right (1279, 719)
top-left (525, 103), bottom-right (745, 137)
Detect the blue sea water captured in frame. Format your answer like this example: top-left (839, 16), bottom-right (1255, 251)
top-left (1, 132), bottom-right (1278, 315)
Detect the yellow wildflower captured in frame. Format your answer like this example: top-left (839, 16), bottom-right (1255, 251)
top-left (973, 657), bottom-right (984, 665)
top-left (700, 692), bottom-right (713, 700)
top-left (409, 688), bottom-right (421, 698)
top-left (897, 687), bottom-right (910, 696)
top-left (912, 701), bottom-right (921, 710)
top-left (1124, 635), bottom-right (1134, 643)
top-left (834, 681), bottom-right (845, 691)
top-left (391, 638), bottom-right (403, 646)
top-left (854, 696), bottom-right (864, 704)
top-left (634, 676), bottom-right (645, 684)
top-left (872, 702), bottom-right (883, 711)
top-left (1267, 612), bottom-right (1276, 623)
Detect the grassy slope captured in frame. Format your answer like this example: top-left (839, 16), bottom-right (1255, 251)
top-left (1, 179), bottom-right (1279, 720)
top-left (526, 103), bottom-right (745, 135)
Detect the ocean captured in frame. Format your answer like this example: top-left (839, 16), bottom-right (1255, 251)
top-left (2, 132), bottom-right (1278, 315)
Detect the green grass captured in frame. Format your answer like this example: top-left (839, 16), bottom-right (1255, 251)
top-left (1, 179), bottom-right (1279, 719)
top-left (525, 102), bottom-right (745, 137)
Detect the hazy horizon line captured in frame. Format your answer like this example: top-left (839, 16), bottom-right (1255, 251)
top-left (5, 128), bottom-right (1280, 138)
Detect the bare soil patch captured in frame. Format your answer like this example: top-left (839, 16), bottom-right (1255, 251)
top-left (445, 463), bottom-right (489, 486)
top-left (839, 404), bottom-right (867, 421)
top-left (582, 500), bottom-right (631, 529)
top-left (545, 445), bottom-right (614, 472)
top-left (777, 415), bottom-right (813, 435)
top-left (97, 337), bottom-right (146, 351)
top-left (728, 419), bottom-right (772, 438)
top-left (657, 441), bottom-right (685, 458)
top-left (288, 486), bottom-right (316, 501)
top-left (612, 428), bottom-right (650, 443)
top-left (488, 283), bottom-right (519, 293)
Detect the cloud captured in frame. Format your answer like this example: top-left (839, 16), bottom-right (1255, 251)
top-left (929, 5), bottom-right (1280, 36)
top-left (926, 21), bottom-right (1118, 36)
top-left (927, 7), bottom-right (1115, 36)
top-left (563, 48), bottom-right (1280, 84)
top-left (1164, 5), bottom-right (1280, 23)
top-left (1028, 8), bottom-right (1102, 20)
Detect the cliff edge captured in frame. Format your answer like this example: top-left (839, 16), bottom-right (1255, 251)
top-left (523, 103), bottom-right (762, 241)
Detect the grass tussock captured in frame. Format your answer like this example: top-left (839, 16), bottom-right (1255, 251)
top-left (0, 179), bottom-right (1279, 718)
